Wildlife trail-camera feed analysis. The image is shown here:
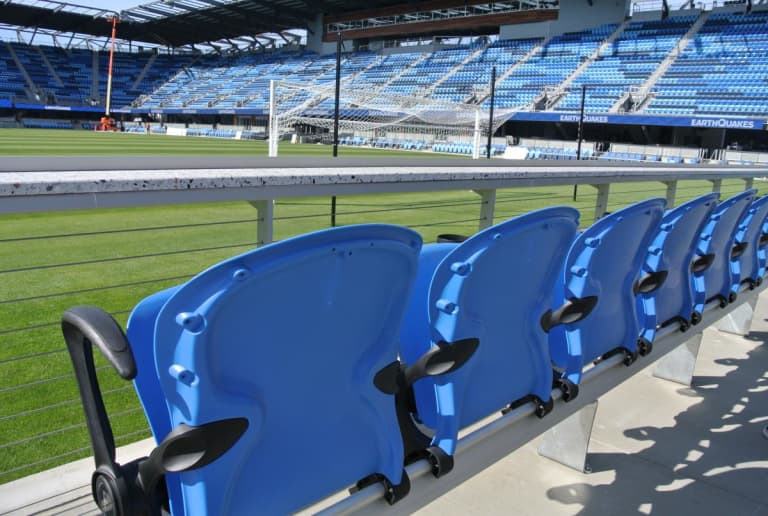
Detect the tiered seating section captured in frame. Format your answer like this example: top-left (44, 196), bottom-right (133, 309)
top-left (433, 38), bottom-right (540, 104)
top-left (556, 16), bottom-right (697, 112)
top-left (0, 43), bottom-right (192, 107)
top-left (63, 188), bottom-right (768, 514)
top-left (491, 24), bottom-right (617, 109)
top-left (1, 9), bottom-right (767, 122)
top-left (646, 11), bottom-right (768, 116)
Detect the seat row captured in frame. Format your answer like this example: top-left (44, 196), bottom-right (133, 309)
top-left (62, 188), bottom-right (768, 515)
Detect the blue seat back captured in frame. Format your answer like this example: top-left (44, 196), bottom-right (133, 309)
top-left (638, 193), bottom-right (719, 342)
top-left (127, 225), bottom-right (422, 515)
top-left (734, 195), bottom-right (768, 286)
top-left (760, 204), bottom-right (768, 277)
top-left (549, 198), bottom-right (666, 385)
top-left (695, 189), bottom-right (756, 305)
top-left (399, 207), bottom-right (579, 455)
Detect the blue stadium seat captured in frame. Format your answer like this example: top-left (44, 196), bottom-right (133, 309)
top-left (63, 225), bottom-right (481, 515)
top-left (733, 195), bottom-right (768, 289)
top-left (399, 207), bottom-right (579, 458)
top-left (694, 189), bottom-right (757, 308)
top-left (637, 193), bottom-right (719, 346)
top-left (548, 198), bottom-right (666, 387)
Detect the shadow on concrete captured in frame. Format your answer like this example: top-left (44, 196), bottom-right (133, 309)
top-left (546, 334), bottom-right (768, 515)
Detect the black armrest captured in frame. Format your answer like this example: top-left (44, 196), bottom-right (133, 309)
top-left (374, 338), bottom-right (479, 479)
top-left (374, 338), bottom-right (479, 395)
top-left (436, 234), bottom-right (469, 243)
top-left (731, 241), bottom-right (749, 259)
top-left (691, 253), bottom-right (715, 273)
top-left (634, 270), bottom-right (668, 295)
top-left (63, 306), bottom-right (248, 515)
top-left (540, 296), bottom-right (598, 333)
top-left (404, 338), bottom-right (479, 386)
top-left (62, 306), bottom-right (136, 475)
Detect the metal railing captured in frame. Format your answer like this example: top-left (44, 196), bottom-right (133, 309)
top-left (0, 157), bottom-right (765, 486)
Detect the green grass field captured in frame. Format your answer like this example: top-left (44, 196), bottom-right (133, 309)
top-left (0, 128), bottom-right (763, 484)
top-left (0, 128), bottom-right (447, 156)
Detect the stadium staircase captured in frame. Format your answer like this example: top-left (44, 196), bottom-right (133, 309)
top-left (611, 10), bottom-right (711, 113)
top-left (558, 20), bottom-right (630, 90)
top-left (552, 15), bottom-right (702, 113)
top-left (36, 47), bottom-right (64, 89)
top-left (489, 24), bottom-right (623, 110)
top-left (131, 53), bottom-right (158, 91)
top-left (422, 41), bottom-right (490, 97)
top-left (376, 52), bottom-right (430, 92)
top-left (545, 19), bottom-right (630, 110)
top-left (4, 42), bottom-right (37, 100)
top-left (90, 51), bottom-right (99, 104)
top-left (471, 36), bottom-right (551, 105)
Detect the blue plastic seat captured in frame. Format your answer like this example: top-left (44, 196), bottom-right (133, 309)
top-left (694, 189), bottom-right (757, 307)
top-left (638, 193), bottom-right (719, 345)
top-left (63, 225), bottom-right (479, 515)
top-left (549, 198), bottom-right (666, 386)
top-left (733, 195), bottom-right (768, 288)
top-left (130, 224), bottom-right (425, 514)
top-left (399, 207), bottom-right (579, 457)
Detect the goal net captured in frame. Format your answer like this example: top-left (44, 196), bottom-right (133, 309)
top-left (268, 79), bottom-right (516, 158)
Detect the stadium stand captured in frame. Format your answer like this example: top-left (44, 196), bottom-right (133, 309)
top-left (646, 10), bottom-right (768, 116)
top-left (488, 24), bottom-right (619, 110)
top-left (556, 16), bottom-right (699, 112)
top-left (0, 4), bottom-right (766, 157)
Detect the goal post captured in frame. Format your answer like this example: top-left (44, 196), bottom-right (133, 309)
top-left (268, 79), bottom-right (513, 158)
top-left (268, 79), bottom-right (279, 158)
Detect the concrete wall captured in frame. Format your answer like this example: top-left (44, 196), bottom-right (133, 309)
top-left (499, 0), bottom-right (629, 40)
top-left (306, 14), bottom-right (339, 55)
top-left (711, 3), bottom-right (752, 14)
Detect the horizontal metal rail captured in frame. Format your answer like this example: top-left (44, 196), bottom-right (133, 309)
top-left (1, 157), bottom-right (764, 214)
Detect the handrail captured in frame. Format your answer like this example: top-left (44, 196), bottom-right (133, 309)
top-left (1, 157), bottom-right (763, 215)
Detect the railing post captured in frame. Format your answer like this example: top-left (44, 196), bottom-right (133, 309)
top-left (473, 189), bottom-right (496, 230)
top-left (591, 183), bottom-right (610, 220)
top-left (744, 177), bottom-right (754, 190)
top-left (709, 178), bottom-right (722, 193)
top-left (663, 180), bottom-right (677, 207)
top-left (250, 200), bottom-right (274, 246)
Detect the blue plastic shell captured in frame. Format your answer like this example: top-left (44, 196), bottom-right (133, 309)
top-left (399, 207), bottom-right (579, 456)
top-left (695, 189), bottom-right (757, 305)
top-left (734, 195), bottom-right (768, 287)
top-left (127, 224), bottom-right (422, 515)
top-left (549, 198), bottom-right (666, 385)
top-left (638, 193), bottom-right (719, 342)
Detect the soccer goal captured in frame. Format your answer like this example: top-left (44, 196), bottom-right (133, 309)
top-left (268, 79), bottom-right (514, 158)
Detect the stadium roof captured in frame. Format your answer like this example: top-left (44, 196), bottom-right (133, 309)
top-left (0, 0), bottom-right (429, 49)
